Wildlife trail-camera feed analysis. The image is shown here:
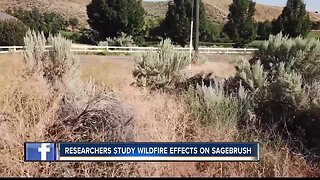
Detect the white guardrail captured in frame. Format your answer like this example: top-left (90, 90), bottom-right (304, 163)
top-left (0, 45), bottom-right (258, 54)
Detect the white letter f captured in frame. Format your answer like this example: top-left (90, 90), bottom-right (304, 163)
top-left (38, 143), bottom-right (51, 161)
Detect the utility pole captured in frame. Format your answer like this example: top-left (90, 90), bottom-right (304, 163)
top-left (193, 0), bottom-right (200, 63)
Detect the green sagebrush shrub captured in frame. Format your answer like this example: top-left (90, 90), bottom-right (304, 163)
top-left (250, 33), bottom-right (320, 81)
top-left (99, 32), bottom-right (136, 47)
top-left (225, 33), bottom-right (320, 158)
top-left (132, 39), bottom-right (189, 90)
top-left (0, 20), bottom-right (27, 46)
top-left (24, 30), bottom-right (79, 85)
top-left (23, 30), bottom-right (134, 143)
top-left (185, 83), bottom-right (245, 129)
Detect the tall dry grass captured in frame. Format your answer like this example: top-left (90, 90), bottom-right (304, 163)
top-left (0, 51), bottom-right (318, 177)
top-left (81, 55), bottom-right (319, 177)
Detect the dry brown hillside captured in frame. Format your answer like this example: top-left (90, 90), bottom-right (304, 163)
top-left (203, 0), bottom-right (320, 23)
top-left (0, 0), bottom-right (319, 25)
top-left (0, 0), bottom-right (91, 26)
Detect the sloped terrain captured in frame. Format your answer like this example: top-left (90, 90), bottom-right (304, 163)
top-left (0, 0), bottom-right (319, 25)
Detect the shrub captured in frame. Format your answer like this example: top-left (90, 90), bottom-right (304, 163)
top-left (69, 17), bottom-right (80, 30)
top-left (99, 32), bottom-right (136, 47)
top-left (250, 33), bottom-right (320, 81)
top-left (132, 39), bottom-right (189, 90)
top-left (185, 84), bottom-right (241, 129)
top-left (225, 33), bottom-right (320, 159)
top-left (0, 20), bottom-right (27, 46)
top-left (23, 30), bottom-right (79, 85)
top-left (22, 30), bottom-right (134, 142)
top-left (77, 29), bottom-right (99, 45)
top-left (247, 40), bottom-right (264, 48)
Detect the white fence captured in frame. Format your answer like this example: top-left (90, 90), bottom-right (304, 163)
top-left (0, 45), bottom-right (258, 54)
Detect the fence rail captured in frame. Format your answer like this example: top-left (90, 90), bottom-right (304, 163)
top-left (0, 45), bottom-right (258, 55)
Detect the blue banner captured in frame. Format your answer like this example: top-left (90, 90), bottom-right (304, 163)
top-left (25, 142), bottom-right (259, 162)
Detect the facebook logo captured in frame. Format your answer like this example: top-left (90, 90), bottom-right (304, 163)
top-left (24, 143), bottom-right (56, 161)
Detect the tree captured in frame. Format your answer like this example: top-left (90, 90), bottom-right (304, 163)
top-left (273, 0), bottom-right (311, 37)
top-left (6, 7), bottom-right (66, 36)
top-left (159, 0), bottom-right (217, 47)
top-left (257, 20), bottom-right (273, 40)
top-left (43, 12), bottom-right (66, 34)
top-left (222, 0), bottom-right (257, 47)
top-left (87, 0), bottom-right (145, 41)
top-left (0, 20), bottom-right (27, 46)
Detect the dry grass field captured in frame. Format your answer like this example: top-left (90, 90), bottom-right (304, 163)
top-left (0, 52), bottom-right (319, 177)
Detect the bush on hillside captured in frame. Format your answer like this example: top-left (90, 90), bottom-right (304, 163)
top-left (6, 7), bottom-right (66, 36)
top-left (0, 20), bottom-right (27, 46)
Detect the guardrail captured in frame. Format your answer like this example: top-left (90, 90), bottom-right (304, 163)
top-left (0, 45), bottom-right (258, 54)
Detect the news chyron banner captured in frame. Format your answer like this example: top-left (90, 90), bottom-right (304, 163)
top-left (24, 142), bottom-right (259, 162)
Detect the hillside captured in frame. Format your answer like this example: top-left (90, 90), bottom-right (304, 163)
top-left (203, 0), bottom-right (320, 23)
top-left (0, 0), bottom-right (91, 26)
top-left (0, 0), bottom-right (319, 25)
top-left (0, 12), bottom-right (16, 21)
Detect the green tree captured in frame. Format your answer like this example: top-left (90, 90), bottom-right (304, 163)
top-left (6, 7), bottom-right (66, 36)
top-left (43, 12), bottom-right (66, 34)
top-left (0, 20), bottom-right (27, 46)
top-left (222, 0), bottom-right (257, 47)
top-left (257, 20), bottom-right (272, 40)
top-left (87, 0), bottom-right (145, 41)
top-left (159, 0), bottom-right (217, 47)
top-left (273, 0), bottom-right (311, 37)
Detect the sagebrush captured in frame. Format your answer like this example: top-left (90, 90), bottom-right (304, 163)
top-left (133, 39), bottom-right (189, 90)
top-left (99, 32), bottom-right (136, 47)
top-left (225, 33), bottom-right (320, 159)
top-left (0, 31), bottom-right (135, 176)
